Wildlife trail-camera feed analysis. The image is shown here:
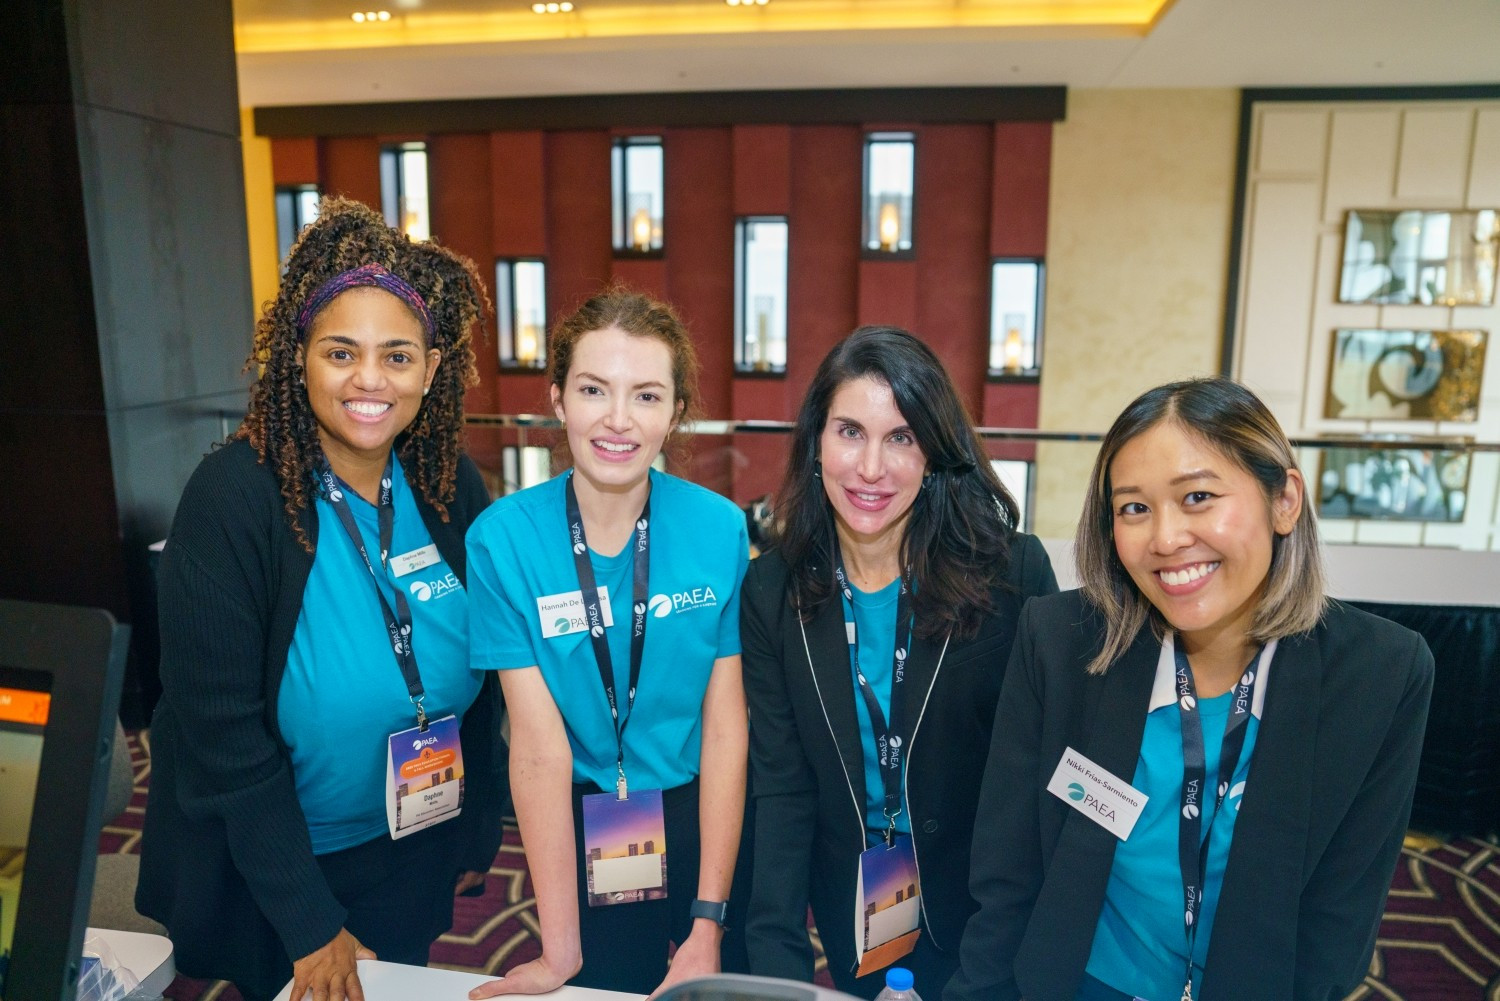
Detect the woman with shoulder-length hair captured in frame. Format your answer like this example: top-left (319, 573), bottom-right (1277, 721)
top-left (742, 325), bottom-right (1058, 999)
top-left (946, 377), bottom-right (1434, 1001)
top-left (138, 197), bottom-right (505, 1001)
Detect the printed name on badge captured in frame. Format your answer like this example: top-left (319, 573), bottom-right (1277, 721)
top-left (1046, 745), bottom-right (1148, 841)
top-left (390, 543), bottom-right (441, 578)
top-left (537, 586), bottom-right (615, 639)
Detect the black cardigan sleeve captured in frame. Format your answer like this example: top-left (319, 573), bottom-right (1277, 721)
top-left (742, 554), bottom-right (821, 982)
top-left (156, 447), bottom-right (348, 962)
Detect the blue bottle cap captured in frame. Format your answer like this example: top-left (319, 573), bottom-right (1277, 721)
top-left (886, 968), bottom-right (914, 992)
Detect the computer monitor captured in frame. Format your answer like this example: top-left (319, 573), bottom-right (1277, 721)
top-left (0, 601), bottom-right (127, 1001)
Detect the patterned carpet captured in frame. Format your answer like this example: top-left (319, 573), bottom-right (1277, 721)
top-left (101, 733), bottom-right (1500, 1001)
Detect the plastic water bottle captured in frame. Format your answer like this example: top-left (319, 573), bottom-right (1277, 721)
top-left (874, 967), bottom-right (922, 1001)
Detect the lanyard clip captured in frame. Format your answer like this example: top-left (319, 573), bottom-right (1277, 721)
top-left (1180, 983), bottom-right (1193, 1001)
top-left (413, 696), bottom-right (429, 732)
top-left (616, 762), bottom-right (628, 801)
top-left (883, 810), bottom-right (899, 848)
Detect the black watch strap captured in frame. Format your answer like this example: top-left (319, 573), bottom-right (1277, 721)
top-left (690, 898), bottom-right (729, 927)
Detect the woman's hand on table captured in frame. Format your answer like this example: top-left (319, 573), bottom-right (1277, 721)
top-left (647, 921), bottom-right (721, 1000)
top-left (468, 952), bottom-right (582, 998)
top-left (290, 928), bottom-right (375, 1001)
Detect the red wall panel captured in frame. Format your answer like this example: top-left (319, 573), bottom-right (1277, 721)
top-left (914, 124), bottom-right (993, 420)
top-left (990, 122), bottom-right (1052, 259)
top-left (544, 130), bottom-right (613, 316)
top-left (491, 130), bottom-right (547, 258)
top-left (318, 136), bottom-right (382, 211)
top-left (857, 259), bottom-right (919, 332)
top-left (271, 137), bottom-right (318, 187)
top-left (731, 124), bottom-right (792, 217)
top-left (428, 133), bottom-right (498, 414)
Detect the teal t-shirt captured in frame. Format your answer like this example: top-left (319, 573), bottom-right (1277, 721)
top-left (1085, 676), bottom-right (1261, 1000)
top-left (847, 578), bottom-right (913, 840)
top-left (466, 469), bottom-right (749, 791)
top-left (279, 454), bottom-right (481, 855)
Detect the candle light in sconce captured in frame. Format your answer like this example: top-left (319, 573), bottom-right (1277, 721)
top-left (753, 298), bottom-right (773, 371)
top-left (631, 207), bottom-right (653, 251)
top-left (1002, 313), bottom-right (1026, 373)
top-left (516, 323), bottom-right (541, 366)
top-left (878, 202), bottom-right (901, 252)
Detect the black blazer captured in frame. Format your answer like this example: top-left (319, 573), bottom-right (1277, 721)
top-left (742, 535), bottom-right (1058, 985)
top-left (945, 590), bottom-right (1434, 1001)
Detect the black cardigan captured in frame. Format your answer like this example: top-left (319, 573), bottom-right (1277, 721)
top-left (136, 439), bottom-right (504, 998)
top-left (741, 535), bottom-right (1058, 986)
top-left (945, 590), bottom-right (1434, 1001)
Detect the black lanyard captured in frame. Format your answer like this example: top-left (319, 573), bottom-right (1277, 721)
top-left (564, 473), bottom-right (651, 800)
top-left (317, 455), bottom-right (428, 730)
top-left (1174, 642), bottom-right (1262, 1001)
top-left (832, 540), bottom-right (914, 846)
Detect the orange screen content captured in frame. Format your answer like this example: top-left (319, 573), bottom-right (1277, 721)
top-left (0, 689), bottom-right (50, 727)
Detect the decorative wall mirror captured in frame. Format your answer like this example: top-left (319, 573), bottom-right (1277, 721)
top-left (1338, 208), bottom-right (1498, 306)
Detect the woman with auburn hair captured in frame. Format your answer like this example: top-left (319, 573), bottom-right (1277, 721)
top-left (138, 197), bottom-right (505, 1001)
top-left (466, 288), bottom-right (750, 998)
top-left (742, 326), bottom-right (1058, 999)
top-left (947, 377), bottom-right (1434, 1001)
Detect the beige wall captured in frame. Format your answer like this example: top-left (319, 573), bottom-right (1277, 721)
top-left (1033, 88), bottom-right (1240, 539)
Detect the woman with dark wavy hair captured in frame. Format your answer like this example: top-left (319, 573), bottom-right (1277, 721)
top-left (742, 326), bottom-right (1057, 998)
top-left (138, 197), bottom-right (505, 1001)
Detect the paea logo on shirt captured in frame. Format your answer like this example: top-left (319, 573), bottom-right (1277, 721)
top-left (647, 585), bottom-right (718, 618)
top-left (409, 572), bottom-right (461, 602)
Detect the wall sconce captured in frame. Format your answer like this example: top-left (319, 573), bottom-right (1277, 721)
top-left (877, 200), bottom-right (901, 253)
top-left (1002, 316), bottom-right (1025, 374)
top-left (613, 137), bottom-right (665, 254)
top-left (631, 204), bottom-right (653, 252)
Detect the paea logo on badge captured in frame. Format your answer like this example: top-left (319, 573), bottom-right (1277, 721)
top-left (1067, 782), bottom-right (1086, 802)
top-left (411, 733), bottom-right (440, 751)
top-left (555, 617), bottom-right (571, 634)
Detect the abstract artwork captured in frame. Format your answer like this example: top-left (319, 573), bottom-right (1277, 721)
top-left (1316, 447), bottom-right (1469, 523)
top-left (1324, 328), bottom-right (1486, 422)
top-left (1339, 208), bottom-right (1498, 306)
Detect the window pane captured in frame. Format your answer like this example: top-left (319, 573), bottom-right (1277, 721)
top-left (496, 259), bottom-right (547, 368)
top-left (380, 143), bottom-right (429, 242)
top-left (502, 446), bottom-right (553, 494)
top-left (736, 218), bottom-right (789, 372)
top-left (991, 459), bottom-right (1032, 532)
top-left (989, 260), bottom-right (1042, 373)
top-left (275, 186), bottom-right (320, 269)
top-left (864, 134), bottom-right (915, 253)
top-left (613, 137), bottom-right (664, 252)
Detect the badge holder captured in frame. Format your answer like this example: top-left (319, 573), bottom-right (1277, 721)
top-left (581, 783), bottom-right (668, 907)
top-left (385, 713), bottom-right (464, 839)
top-left (852, 833), bottom-right (921, 977)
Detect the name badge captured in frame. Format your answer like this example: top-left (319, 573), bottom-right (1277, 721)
top-left (538, 586), bottom-right (615, 639)
top-left (1046, 745), bottom-right (1148, 841)
top-left (853, 835), bottom-right (921, 977)
top-left (390, 544), bottom-right (440, 578)
top-left (385, 714), bottom-right (464, 839)
top-left (581, 787), bottom-right (668, 907)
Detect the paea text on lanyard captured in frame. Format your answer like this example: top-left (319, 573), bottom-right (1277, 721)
top-left (1174, 642), bottom-right (1262, 1001)
top-left (317, 456), bottom-right (430, 731)
top-left (564, 473), bottom-right (651, 800)
top-left (833, 540), bottom-right (915, 847)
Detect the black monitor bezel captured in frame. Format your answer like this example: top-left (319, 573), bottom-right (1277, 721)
top-left (0, 600), bottom-right (127, 1001)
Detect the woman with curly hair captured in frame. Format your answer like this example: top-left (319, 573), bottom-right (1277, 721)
top-left (138, 197), bottom-right (505, 1001)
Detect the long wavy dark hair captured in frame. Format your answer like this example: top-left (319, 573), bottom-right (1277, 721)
top-left (773, 326), bottom-right (1020, 640)
top-left (236, 197), bottom-right (486, 551)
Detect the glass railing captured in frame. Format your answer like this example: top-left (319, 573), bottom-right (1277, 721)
top-left (464, 415), bottom-right (1500, 555)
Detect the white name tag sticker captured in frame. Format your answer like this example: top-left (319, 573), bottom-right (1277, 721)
top-left (538, 586), bottom-right (615, 639)
top-left (390, 544), bottom-right (440, 578)
top-left (1046, 745), bottom-right (1148, 841)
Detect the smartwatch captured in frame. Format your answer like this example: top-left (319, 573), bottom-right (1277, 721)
top-left (690, 898), bottom-right (730, 927)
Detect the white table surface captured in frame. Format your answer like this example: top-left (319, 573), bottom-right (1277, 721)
top-left (274, 960), bottom-right (643, 1001)
top-left (87, 926), bottom-right (176, 996)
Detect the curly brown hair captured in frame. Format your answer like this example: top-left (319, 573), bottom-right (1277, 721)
top-left (237, 196), bottom-right (487, 550)
top-left (546, 284), bottom-right (703, 469)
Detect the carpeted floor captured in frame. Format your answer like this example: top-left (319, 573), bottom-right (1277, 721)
top-left (102, 732), bottom-right (1500, 1001)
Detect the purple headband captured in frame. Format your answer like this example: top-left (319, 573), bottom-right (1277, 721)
top-left (296, 263), bottom-right (436, 344)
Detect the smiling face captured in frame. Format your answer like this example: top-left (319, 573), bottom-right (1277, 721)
top-left (550, 326), bottom-right (678, 496)
top-left (1109, 420), bottom-right (1302, 659)
top-left (818, 375), bottom-right (928, 552)
top-left (299, 286), bottom-right (440, 477)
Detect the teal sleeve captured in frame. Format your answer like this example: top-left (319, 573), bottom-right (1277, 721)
top-left (466, 521), bottom-right (541, 671)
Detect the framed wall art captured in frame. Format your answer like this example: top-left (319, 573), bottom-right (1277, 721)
top-left (1324, 328), bottom-right (1486, 422)
top-left (1316, 447), bottom-right (1470, 523)
top-left (1338, 208), bottom-right (1498, 306)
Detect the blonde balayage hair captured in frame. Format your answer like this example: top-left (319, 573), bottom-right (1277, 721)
top-left (1075, 377), bottom-right (1326, 675)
